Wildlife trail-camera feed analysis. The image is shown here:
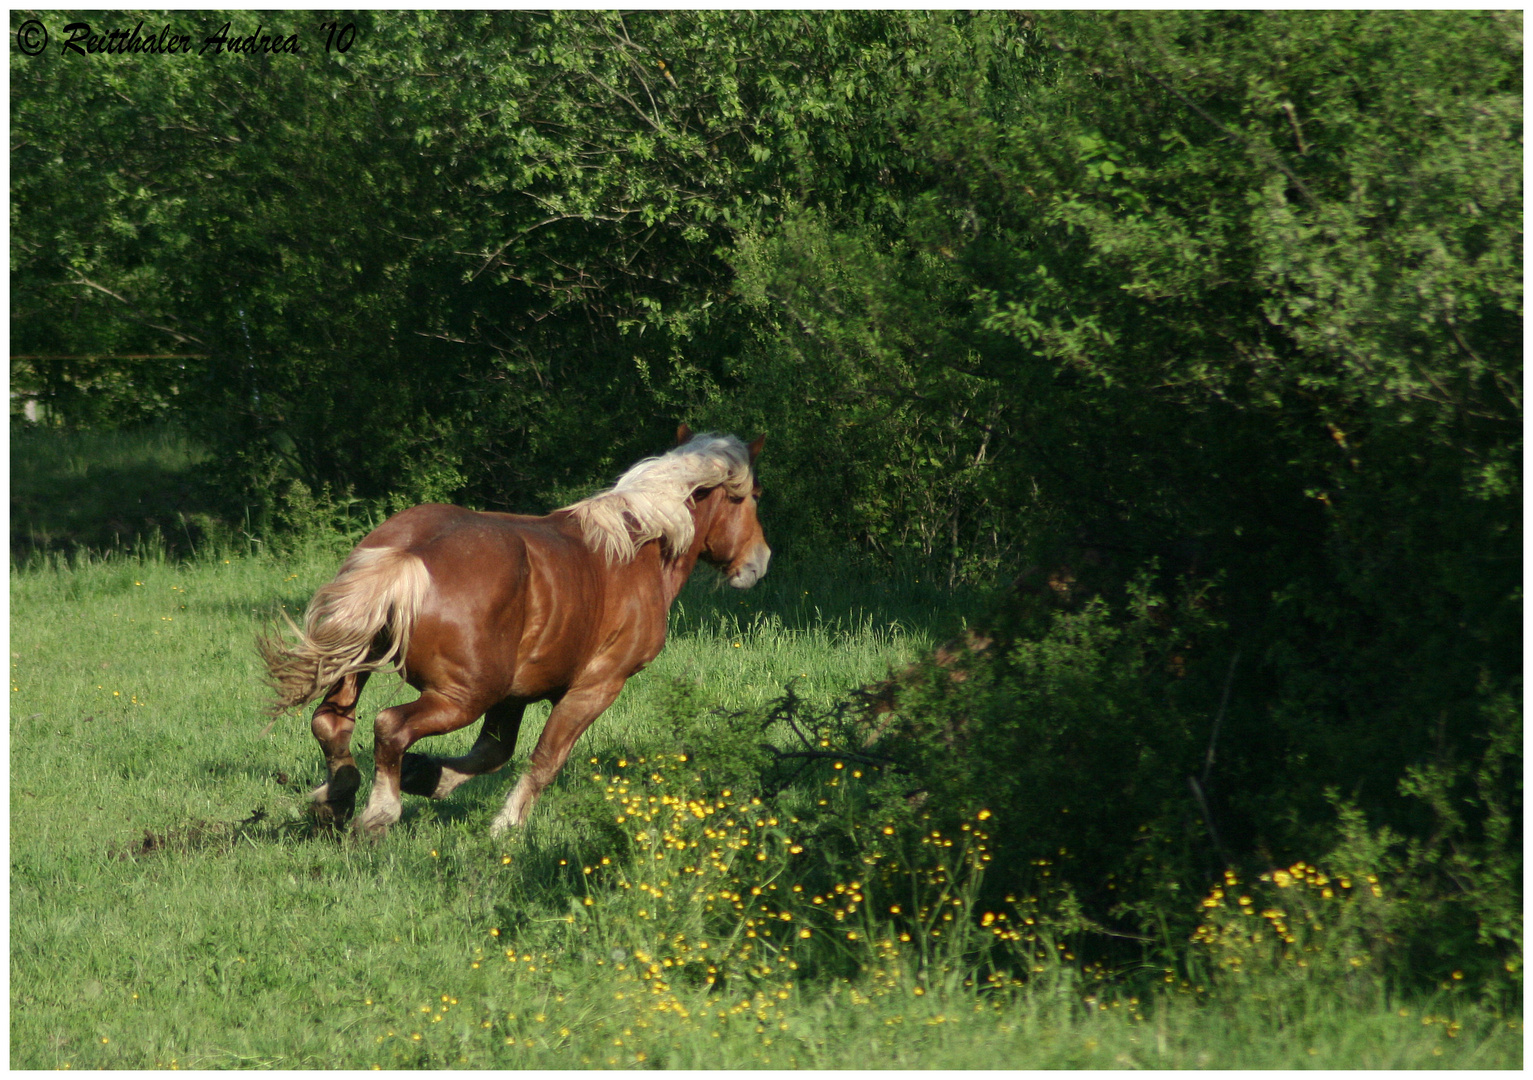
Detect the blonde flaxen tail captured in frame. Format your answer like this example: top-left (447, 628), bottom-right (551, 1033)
top-left (258, 546), bottom-right (431, 717)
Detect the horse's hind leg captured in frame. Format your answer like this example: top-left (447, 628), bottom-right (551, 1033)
top-left (309, 672), bottom-right (369, 825)
top-left (401, 700), bottom-right (527, 800)
top-left (357, 689), bottom-right (483, 836)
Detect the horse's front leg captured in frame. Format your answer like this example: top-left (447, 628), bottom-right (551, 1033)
top-left (490, 679), bottom-right (625, 834)
top-left (357, 689), bottom-right (482, 836)
top-left (308, 672), bottom-right (369, 825)
top-left (400, 699), bottom-right (527, 799)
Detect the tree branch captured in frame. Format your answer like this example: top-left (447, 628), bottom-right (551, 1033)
top-left (63, 273), bottom-right (206, 347)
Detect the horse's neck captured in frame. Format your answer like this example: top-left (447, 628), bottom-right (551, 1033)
top-left (660, 548), bottom-right (701, 607)
top-left (657, 494), bottom-right (717, 605)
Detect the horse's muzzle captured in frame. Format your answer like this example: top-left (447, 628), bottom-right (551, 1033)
top-left (728, 543), bottom-right (771, 589)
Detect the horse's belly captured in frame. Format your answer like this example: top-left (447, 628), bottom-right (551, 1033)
top-left (506, 614), bottom-right (665, 702)
top-left (503, 640), bottom-right (586, 700)
top-left (403, 620), bottom-right (575, 704)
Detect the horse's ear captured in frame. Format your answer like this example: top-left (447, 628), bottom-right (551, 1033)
top-left (747, 435), bottom-right (765, 462)
top-left (675, 423), bottom-right (693, 447)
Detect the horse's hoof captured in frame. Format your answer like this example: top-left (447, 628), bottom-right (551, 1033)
top-left (400, 753), bottom-right (444, 798)
top-left (355, 798), bottom-right (400, 838)
top-left (310, 802), bottom-right (351, 827)
top-left (489, 799), bottom-right (531, 835)
top-left (310, 765), bottom-right (361, 823)
top-left (353, 816), bottom-right (390, 840)
top-left (308, 786), bottom-right (355, 827)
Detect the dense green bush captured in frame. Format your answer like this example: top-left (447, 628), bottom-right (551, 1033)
top-left (794, 572), bottom-right (1521, 996)
top-left (724, 9), bottom-right (1521, 992)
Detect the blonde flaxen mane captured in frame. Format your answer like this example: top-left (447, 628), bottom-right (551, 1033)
top-left (563, 432), bottom-right (754, 564)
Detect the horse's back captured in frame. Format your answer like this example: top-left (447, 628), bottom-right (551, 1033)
top-left (361, 503), bottom-right (551, 567)
top-left (362, 502), bottom-right (515, 552)
top-left (358, 503), bottom-right (605, 698)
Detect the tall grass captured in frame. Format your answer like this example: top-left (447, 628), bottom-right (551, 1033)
top-left (10, 541), bottom-right (1521, 1068)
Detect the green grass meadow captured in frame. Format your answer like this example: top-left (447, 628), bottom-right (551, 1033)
top-left (11, 546), bottom-right (1521, 1069)
top-left (8, 430), bottom-right (1521, 1068)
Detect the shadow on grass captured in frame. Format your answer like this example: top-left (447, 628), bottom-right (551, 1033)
top-left (107, 797), bottom-right (494, 861)
top-left (11, 424), bottom-right (232, 561)
top-left (667, 556), bottom-right (982, 649)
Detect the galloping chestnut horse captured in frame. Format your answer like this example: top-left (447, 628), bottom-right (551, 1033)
top-left (260, 426), bottom-right (769, 836)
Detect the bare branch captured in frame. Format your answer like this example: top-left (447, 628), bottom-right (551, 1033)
top-left (64, 274), bottom-right (206, 346)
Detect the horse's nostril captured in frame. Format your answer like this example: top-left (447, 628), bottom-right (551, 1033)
top-left (728, 545), bottom-right (771, 589)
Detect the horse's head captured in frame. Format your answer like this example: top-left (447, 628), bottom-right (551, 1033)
top-left (681, 424), bottom-right (771, 589)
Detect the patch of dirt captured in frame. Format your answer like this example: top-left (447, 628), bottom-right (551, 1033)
top-left (110, 807), bottom-right (284, 860)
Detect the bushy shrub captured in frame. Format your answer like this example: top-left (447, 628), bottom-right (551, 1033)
top-left (817, 570), bottom-right (1521, 998)
top-left (841, 569), bottom-right (1220, 940)
top-left (532, 685), bottom-right (1096, 1001)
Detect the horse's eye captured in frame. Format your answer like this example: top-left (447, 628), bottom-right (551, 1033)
top-left (729, 494), bottom-right (745, 505)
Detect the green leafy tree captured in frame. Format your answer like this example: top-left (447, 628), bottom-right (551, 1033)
top-left (13, 11), bottom-right (957, 520)
top-left (732, 9), bottom-right (1520, 962)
